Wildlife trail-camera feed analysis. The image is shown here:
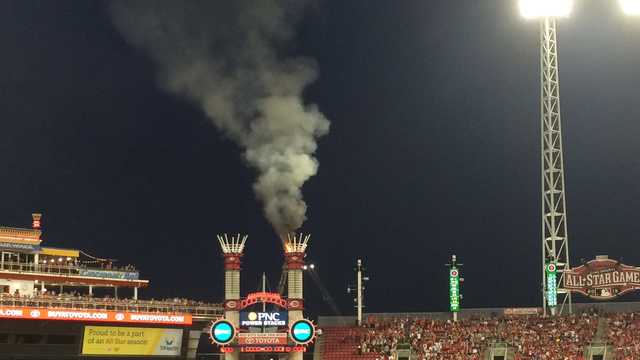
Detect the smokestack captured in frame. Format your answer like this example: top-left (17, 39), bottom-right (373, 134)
top-left (110, 0), bottom-right (329, 234)
top-left (32, 213), bottom-right (42, 229)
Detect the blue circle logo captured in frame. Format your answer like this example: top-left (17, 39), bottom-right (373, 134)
top-left (290, 319), bottom-right (315, 344)
top-left (210, 320), bottom-right (235, 345)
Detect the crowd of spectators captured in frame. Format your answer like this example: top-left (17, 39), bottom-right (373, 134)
top-left (503, 313), bottom-right (597, 359)
top-left (344, 312), bottom-right (598, 360)
top-left (607, 312), bottom-right (640, 359)
top-left (0, 290), bottom-right (222, 315)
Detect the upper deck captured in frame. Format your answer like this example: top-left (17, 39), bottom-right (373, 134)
top-left (0, 213), bottom-right (148, 290)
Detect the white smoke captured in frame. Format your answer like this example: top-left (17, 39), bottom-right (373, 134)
top-left (111, 1), bottom-right (329, 234)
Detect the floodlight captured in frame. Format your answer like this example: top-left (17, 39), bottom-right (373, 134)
top-left (620, 0), bottom-right (640, 15)
top-left (519, 0), bottom-right (573, 19)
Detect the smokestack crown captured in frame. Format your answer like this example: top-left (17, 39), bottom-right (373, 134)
top-left (32, 213), bottom-right (42, 229)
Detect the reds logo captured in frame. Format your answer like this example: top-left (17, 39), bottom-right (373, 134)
top-left (225, 300), bottom-right (238, 309)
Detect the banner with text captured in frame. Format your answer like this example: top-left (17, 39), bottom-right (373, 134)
top-left (0, 307), bottom-right (191, 325)
top-left (565, 257), bottom-right (640, 300)
top-left (238, 333), bottom-right (288, 345)
top-left (82, 326), bottom-right (183, 356)
top-left (79, 269), bottom-right (140, 280)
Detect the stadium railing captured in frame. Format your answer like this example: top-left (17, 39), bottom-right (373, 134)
top-left (0, 261), bottom-right (140, 280)
top-left (0, 293), bottom-right (223, 318)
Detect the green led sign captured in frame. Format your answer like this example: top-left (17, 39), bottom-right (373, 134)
top-left (546, 263), bottom-right (557, 307)
top-left (449, 267), bottom-right (460, 312)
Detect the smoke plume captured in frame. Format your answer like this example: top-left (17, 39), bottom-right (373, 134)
top-left (110, 1), bottom-right (329, 234)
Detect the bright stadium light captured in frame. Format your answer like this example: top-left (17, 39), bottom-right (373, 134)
top-left (519, 0), bottom-right (574, 19)
top-left (620, 0), bottom-right (640, 15)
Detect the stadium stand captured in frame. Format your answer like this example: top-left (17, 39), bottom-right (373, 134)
top-left (321, 311), bottom-right (605, 359)
top-left (607, 312), bottom-right (640, 359)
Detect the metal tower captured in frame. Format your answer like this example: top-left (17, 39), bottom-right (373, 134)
top-left (539, 18), bottom-right (571, 316)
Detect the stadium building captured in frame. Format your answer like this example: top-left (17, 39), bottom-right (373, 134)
top-left (0, 214), bottom-right (223, 360)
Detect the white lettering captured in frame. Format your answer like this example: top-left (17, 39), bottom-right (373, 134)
top-left (0, 308), bottom-right (23, 317)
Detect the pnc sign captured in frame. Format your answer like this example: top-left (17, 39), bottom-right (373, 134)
top-left (240, 311), bottom-right (287, 327)
top-left (565, 257), bottom-right (640, 300)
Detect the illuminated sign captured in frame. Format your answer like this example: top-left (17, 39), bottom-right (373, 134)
top-left (237, 333), bottom-right (288, 345)
top-left (546, 263), bottom-right (557, 307)
top-left (209, 320), bottom-right (236, 345)
top-left (0, 242), bottom-right (40, 252)
top-left (289, 319), bottom-right (316, 345)
top-left (81, 326), bottom-right (183, 356)
top-left (565, 257), bottom-right (640, 299)
top-left (240, 311), bottom-right (287, 327)
top-left (235, 346), bottom-right (306, 353)
top-left (79, 269), bottom-right (140, 280)
top-left (449, 268), bottom-right (460, 312)
top-left (0, 307), bottom-right (191, 325)
top-left (240, 292), bottom-right (288, 309)
top-left (503, 307), bottom-right (541, 316)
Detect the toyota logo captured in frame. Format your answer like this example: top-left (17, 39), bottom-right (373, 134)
top-left (115, 313), bottom-right (125, 321)
top-left (30, 310), bottom-right (41, 318)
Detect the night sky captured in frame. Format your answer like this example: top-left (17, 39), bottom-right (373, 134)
top-left (1, 0), bottom-right (640, 317)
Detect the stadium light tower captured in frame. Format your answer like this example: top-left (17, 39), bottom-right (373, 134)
top-left (519, 0), bottom-right (574, 317)
top-left (620, 0), bottom-right (640, 15)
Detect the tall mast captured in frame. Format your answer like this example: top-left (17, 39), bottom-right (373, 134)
top-left (540, 18), bottom-right (571, 316)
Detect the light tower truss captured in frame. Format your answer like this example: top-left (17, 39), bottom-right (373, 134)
top-left (540, 17), bottom-right (572, 316)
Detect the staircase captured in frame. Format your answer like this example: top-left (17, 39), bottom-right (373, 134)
top-left (584, 317), bottom-right (614, 360)
top-left (484, 342), bottom-right (515, 360)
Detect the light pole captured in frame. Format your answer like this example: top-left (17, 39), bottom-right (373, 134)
top-left (520, 0), bottom-right (574, 318)
top-left (620, 0), bottom-right (640, 15)
top-left (347, 259), bottom-right (368, 326)
top-left (520, 0), bottom-right (638, 316)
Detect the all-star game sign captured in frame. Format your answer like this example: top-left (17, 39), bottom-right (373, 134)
top-left (546, 262), bottom-right (557, 307)
top-left (449, 268), bottom-right (460, 312)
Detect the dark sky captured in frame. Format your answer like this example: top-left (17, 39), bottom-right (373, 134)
top-left (1, 0), bottom-right (640, 317)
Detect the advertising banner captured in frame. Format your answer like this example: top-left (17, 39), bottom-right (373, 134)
top-left (546, 263), bottom-right (557, 307)
top-left (237, 333), bottom-right (288, 345)
top-left (82, 326), bottom-right (183, 356)
top-left (504, 307), bottom-right (541, 316)
top-left (449, 268), bottom-right (460, 312)
top-left (240, 311), bottom-right (287, 327)
top-left (79, 269), bottom-right (140, 280)
top-left (565, 257), bottom-right (640, 300)
top-left (0, 242), bottom-right (40, 253)
top-left (0, 307), bottom-right (191, 325)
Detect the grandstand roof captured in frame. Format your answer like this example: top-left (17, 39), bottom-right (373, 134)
top-left (0, 226), bottom-right (42, 245)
